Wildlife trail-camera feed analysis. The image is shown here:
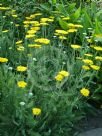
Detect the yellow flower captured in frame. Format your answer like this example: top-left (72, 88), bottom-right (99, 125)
top-left (82, 65), bottom-right (90, 70)
top-left (34, 13), bottom-right (42, 16)
top-left (55, 74), bottom-right (64, 81)
top-left (40, 22), bottom-right (49, 26)
top-left (49, 16), bottom-right (54, 19)
top-left (74, 24), bottom-right (83, 28)
top-left (67, 23), bottom-right (83, 28)
top-left (55, 70), bottom-right (70, 81)
top-left (84, 53), bottom-right (93, 57)
top-left (40, 18), bottom-right (48, 22)
top-left (87, 38), bottom-right (92, 43)
top-left (76, 57), bottom-right (82, 60)
top-left (30, 21), bottom-right (40, 26)
top-left (35, 38), bottom-right (50, 44)
top-left (12, 14), bottom-right (18, 18)
top-left (59, 36), bottom-right (67, 39)
top-left (47, 19), bottom-right (54, 22)
top-left (95, 56), bottom-right (102, 61)
top-left (71, 44), bottom-right (81, 49)
top-left (80, 88), bottom-right (90, 97)
top-left (17, 81), bottom-right (27, 88)
top-left (17, 46), bottom-right (25, 51)
top-left (94, 34), bottom-right (102, 38)
top-left (55, 30), bottom-right (68, 35)
top-left (23, 21), bottom-right (30, 24)
top-left (16, 40), bottom-right (23, 45)
top-left (15, 24), bottom-right (20, 27)
top-left (67, 23), bottom-right (75, 28)
top-left (67, 29), bottom-right (77, 33)
top-left (62, 17), bottom-right (70, 21)
top-left (16, 66), bottom-right (27, 72)
top-left (82, 59), bottom-right (93, 65)
top-left (25, 34), bottom-right (35, 39)
top-left (0, 57), bottom-right (8, 63)
top-left (31, 27), bottom-right (40, 31)
top-left (25, 17), bottom-right (32, 20)
top-left (28, 44), bottom-right (41, 48)
top-left (2, 30), bottom-right (9, 33)
top-left (24, 24), bottom-right (29, 28)
top-left (93, 46), bottom-right (102, 51)
top-left (90, 65), bottom-right (100, 70)
top-left (58, 70), bottom-right (70, 77)
top-left (27, 30), bottom-right (37, 34)
top-left (32, 108), bottom-right (41, 116)
top-left (0, 7), bottom-right (10, 10)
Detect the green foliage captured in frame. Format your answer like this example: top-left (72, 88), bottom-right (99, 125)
top-left (0, 0), bottom-right (102, 136)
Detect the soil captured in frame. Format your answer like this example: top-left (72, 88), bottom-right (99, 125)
top-left (74, 109), bottom-right (102, 135)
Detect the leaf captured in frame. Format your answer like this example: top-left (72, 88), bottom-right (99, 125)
top-left (94, 18), bottom-right (101, 34)
top-left (96, 9), bottom-right (102, 18)
top-left (71, 7), bottom-right (81, 21)
top-left (52, 0), bottom-right (57, 4)
top-left (56, 4), bottom-right (67, 15)
top-left (67, 3), bottom-right (76, 13)
top-left (40, 3), bottom-right (51, 11)
top-left (58, 18), bottom-right (68, 30)
top-left (84, 10), bottom-right (92, 27)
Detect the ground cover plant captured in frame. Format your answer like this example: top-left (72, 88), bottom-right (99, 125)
top-left (0, 0), bottom-right (102, 136)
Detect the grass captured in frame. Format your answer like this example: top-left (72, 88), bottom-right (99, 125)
top-left (0, 0), bottom-right (102, 135)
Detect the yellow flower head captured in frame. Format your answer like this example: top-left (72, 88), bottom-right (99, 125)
top-left (74, 24), bottom-right (83, 28)
top-left (16, 66), bottom-right (27, 72)
top-left (71, 44), bottom-right (81, 49)
top-left (0, 57), bottom-right (8, 63)
top-left (55, 74), bottom-right (64, 81)
top-left (35, 38), bottom-right (50, 44)
top-left (59, 36), bottom-right (67, 40)
top-left (32, 108), bottom-right (41, 116)
top-left (90, 65), bottom-right (100, 70)
top-left (82, 65), bottom-right (90, 70)
top-left (55, 30), bottom-right (68, 35)
top-left (80, 88), bottom-right (90, 97)
top-left (94, 34), bottom-right (102, 38)
top-left (93, 46), bottom-right (102, 51)
top-left (58, 70), bottom-right (70, 77)
top-left (62, 17), bottom-right (70, 21)
top-left (25, 34), bottom-right (35, 39)
top-left (27, 30), bottom-right (37, 34)
top-left (16, 40), bottom-right (23, 45)
top-left (82, 59), bottom-right (93, 65)
top-left (0, 7), bottom-right (10, 10)
top-left (28, 44), bottom-right (41, 48)
top-left (40, 17), bottom-right (48, 22)
top-left (67, 29), bottom-right (77, 33)
top-left (87, 38), bottom-right (92, 43)
top-left (2, 30), bottom-right (9, 33)
top-left (67, 23), bottom-right (75, 28)
top-left (17, 81), bottom-right (27, 88)
top-left (40, 22), bottom-right (49, 26)
top-left (12, 14), bottom-right (18, 18)
top-left (15, 24), bottom-right (20, 27)
top-left (31, 27), bottom-right (40, 31)
top-left (55, 70), bottom-right (70, 81)
top-left (17, 46), bottom-right (25, 51)
top-left (47, 18), bottom-right (54, 22)
top-left (95, 56), bottom-right (102, 61)
top-left (84, 53), bottom-right (93, 57)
